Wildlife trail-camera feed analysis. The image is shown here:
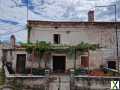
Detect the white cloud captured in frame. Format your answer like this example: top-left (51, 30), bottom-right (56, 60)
top-left (0, 0), bottom-right (120, 41)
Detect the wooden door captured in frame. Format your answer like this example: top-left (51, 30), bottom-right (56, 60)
top-left (53, 56), bottom-right (66, 73)
top-left (16, 54), bottom-right (26, 73)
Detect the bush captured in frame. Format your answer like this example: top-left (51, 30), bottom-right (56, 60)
top-left (32, 68), bottom-right (45, 75)
top-left (74, 68), bottom-right (88, 75)
top-left (24, 68), bottom-right (31, 74)
top-left (0, 68), bottom-right (5, 85)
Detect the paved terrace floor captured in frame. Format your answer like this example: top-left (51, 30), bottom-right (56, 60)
top-left (49, 74), bottom-right (70, 90)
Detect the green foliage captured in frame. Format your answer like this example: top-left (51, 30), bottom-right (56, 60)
top-left (21, 41), bottom-right (51, 54)
top-left (20, 42), bottom-right (33, 53)
top-left (20, 41), bottom-right (99, 57)
top-left (35, 41), bottom-right (51, 53)
top-left (74, 68), bottom-right (89, 75)
top-left (76, 41), bottom-right (99, 52)
top-left (32, 68), bottom-right (45, 75)
top-left (67, 46), bottom-right (75, 59)
top-left (12, 79), bottom-right (23, 90)
top-left (67, 42), bottom-right (99, 58)
top-left (0, 68), bottom-right (5, 85)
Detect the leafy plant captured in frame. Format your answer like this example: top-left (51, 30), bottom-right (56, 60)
top-left (32, 68), bottom-right (45, 75)
top-left (74, 68), bottom-right (89, 75)
top-left (76, 41), bottom-right (99, 52)
top-left (20, 42), bottom-right (33, 54)
top-left (67, 46), bottom-right (75, 59)
top-left (20, 41), bottom-right (99, 68)
top-left (21, 41), bottom-right (51, 68)
top-left (0, 68), bottom-right (5, 85)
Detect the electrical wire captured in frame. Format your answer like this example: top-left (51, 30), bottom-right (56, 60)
top-left (0, 29), bottom-right (26, 36)
top-left (0, 0), bottom-right (28, 41)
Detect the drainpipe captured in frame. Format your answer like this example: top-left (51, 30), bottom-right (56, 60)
top-left (114, 4), bottom-right (119, 73)
top-left (31, 49), bottom-right (34, 74)
top-left (27, 25), bottom-right (31, 43)
top-left (88, 48), bottom-right (90, 72)
top-left (74, 48), bottom-right (77, 70)
top-left (95, 3), bottom-right (119, 73)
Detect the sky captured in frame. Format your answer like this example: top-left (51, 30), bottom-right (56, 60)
top-left (0, 0), bottom-right (120, 42)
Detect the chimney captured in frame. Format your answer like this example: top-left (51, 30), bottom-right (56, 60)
top-left (88, 10), bottom-right (94, 22)
top-left (10, 35), bottom-right (16, 48)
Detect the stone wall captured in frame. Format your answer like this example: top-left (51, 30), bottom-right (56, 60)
top-left (71, 76), bottom-right (120, 90)
top-left (3, 23), bottom-right (120, 71)
top-left (29, 24), bottom-right (120, 70)
top-left (1, 77), bottom-right (49, 90)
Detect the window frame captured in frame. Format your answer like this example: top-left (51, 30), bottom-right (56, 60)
top-left (53, 34), bottom-right (60, 44)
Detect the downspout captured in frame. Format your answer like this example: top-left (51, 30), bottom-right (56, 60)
top-left (74, 48), bottom-right (77, 69)
top-left (31, 49), bottom-right (35, 74)
top-left (88, 48), bottom-right (90, 71)
top-left (27, 24), bottom-right (31, 43)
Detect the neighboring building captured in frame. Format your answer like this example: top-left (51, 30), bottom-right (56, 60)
top-left (2, 11), bottom-right (120, 74)
top-left (0, 44), bottom-right (3, 68)
top-left (0, 41), bottom-right (12, 68)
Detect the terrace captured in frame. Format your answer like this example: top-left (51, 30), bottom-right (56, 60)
top-left (1, 41), bottom-right (120, 90)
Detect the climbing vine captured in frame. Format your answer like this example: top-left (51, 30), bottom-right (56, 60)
top-left (20, 41), bottom-right (99, 58)
top-left (76, 41), bottom-right (99, 51)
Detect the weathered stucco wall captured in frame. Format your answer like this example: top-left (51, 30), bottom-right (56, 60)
top-left (29, 26), bottom-right (116, 47)
top-left (3, 23), bottom-right (120, 71)
top-left (5, 50), bottom-right (27, 71)
top-left (29, 24), bottom-right (120, 70)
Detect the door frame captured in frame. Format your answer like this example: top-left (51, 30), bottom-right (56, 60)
top-left (80, 55), bottom-right (89, 68)
top-left (16, 54), bottom-right (26, 73)
top-left (52, 54), bottom-right (66, 72)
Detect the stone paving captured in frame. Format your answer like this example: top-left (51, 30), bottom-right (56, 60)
top-left (49, 74), bottom-right (70, 90)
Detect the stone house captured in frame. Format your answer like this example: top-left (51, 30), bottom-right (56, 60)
top-left (0, 44), bottom-right (3, 68)
top-left (0, 42), bottom-right (12, 68)
top-left (2, 11), bottom-right (120, 74)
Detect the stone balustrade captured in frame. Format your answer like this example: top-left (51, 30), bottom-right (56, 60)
top-left (2, 66), bottom-right (50, 90)
top-left (71, 75), bottom-right (120, 90)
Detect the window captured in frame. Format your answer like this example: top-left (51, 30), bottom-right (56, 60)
top-left (81, 56), bottom-right (89, 67)
top-left (108, 61), bottom-right (116, 69)
top-left (53, 34), bottom-right (60, 44)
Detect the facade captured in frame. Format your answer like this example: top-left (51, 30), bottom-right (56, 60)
top-left (26, 20), bottom-right (120, 72)
top-left (2, 11), bottom-right (120, 74)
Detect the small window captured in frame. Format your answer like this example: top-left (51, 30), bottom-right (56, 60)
top-left (53, 34), bottom-right (60, 44)
top-left (108, 61), bottom-right (116, 69)
top-left (81, 56), bottom-right (89, 67)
